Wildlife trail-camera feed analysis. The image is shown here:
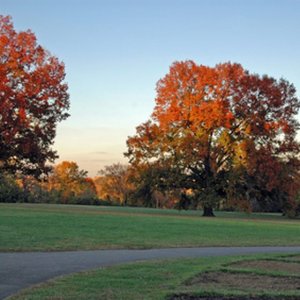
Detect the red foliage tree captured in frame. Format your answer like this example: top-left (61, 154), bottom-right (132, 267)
top-left (126, 60), bottom-right (300, 216)
top-left (0, 16), bottom-right (69, 176)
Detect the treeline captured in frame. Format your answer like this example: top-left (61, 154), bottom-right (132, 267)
top-left (95, 163), bottom-right (300, 217)
top-left (2, 161), bottom-right (299, 217)
top-left (0, 161), bottom-right (99, 205)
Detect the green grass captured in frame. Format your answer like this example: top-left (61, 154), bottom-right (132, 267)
top-left (9, 253), bottom-right (300, 300)
top-left (1, 203), bottom-right (299, 251)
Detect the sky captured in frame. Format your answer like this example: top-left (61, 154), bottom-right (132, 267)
top-left (1, 0), bottom-right (300, 176)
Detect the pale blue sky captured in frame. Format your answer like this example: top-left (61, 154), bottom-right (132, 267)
top-left (1, 0), bottom-right (300, 176)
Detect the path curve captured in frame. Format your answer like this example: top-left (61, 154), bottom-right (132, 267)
top-left (1, 246), bottom-right (300, 299)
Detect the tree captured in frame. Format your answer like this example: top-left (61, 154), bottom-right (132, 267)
top-left (126, 60), bottom-right (300, 216)
top-left (47, 161), bottom-right (97, 204)
top-left (0, 171), bottom-right (25, 203)
top-left (96, 163), bottom-right (133, 205)
top-left (129, 162), bottom-right (183, 208)
top-left (0, 16), bottom-right (69, 177)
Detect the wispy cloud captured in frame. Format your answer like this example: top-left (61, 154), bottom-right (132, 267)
top-left (89, 151), bottom-right (109, 155)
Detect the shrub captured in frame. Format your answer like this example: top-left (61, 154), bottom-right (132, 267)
top-left (0, 173), bottom-right (26, 203)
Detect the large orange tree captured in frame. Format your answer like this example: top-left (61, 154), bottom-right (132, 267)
top-left (126, 60), bottom-right (300, 216)
top-left (0, 16), bottom-right (69, 176)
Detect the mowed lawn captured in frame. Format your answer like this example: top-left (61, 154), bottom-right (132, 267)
top-left (9, 253), bottom-right (300, 300)
top-left (1, 203), bottom-right (300, 251)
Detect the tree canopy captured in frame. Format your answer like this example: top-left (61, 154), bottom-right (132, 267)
top-left (126, 60), bottom-right (300, 216)
top-left (47, 161), bottom-right (97, 203)
top-left (0, 16), bottom-right (69, 176)
top-left (96, 163), bottom-right (133, 205)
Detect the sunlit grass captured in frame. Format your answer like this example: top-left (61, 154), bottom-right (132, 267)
top-left (1, 203), bottom-right (299, 251)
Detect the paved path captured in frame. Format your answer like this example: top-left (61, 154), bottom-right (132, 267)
top-left (1, 246), bottom-right (300, 299)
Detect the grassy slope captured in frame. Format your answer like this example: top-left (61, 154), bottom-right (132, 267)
top-left (9, 253), bottom-right (300, 300)
top-left (1, 203), bottom-right (299, 251)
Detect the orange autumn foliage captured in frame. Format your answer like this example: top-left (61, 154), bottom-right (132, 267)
top-left (126, 60), bottom-right (300, 215)
top-left (95, 163), bottom-right (134, 205)
top-left (0, 16), bottom-right (69, 176)
top-left (47, 161), bottom-right (97, 203)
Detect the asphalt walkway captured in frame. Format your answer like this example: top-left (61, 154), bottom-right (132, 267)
top-left (1, 246), bottom-right (300, 299)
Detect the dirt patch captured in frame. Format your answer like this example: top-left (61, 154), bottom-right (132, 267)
top-left (186, 272), bottom-right (300, 292)
top-left (169, 295), bottom-right (300, 300)
top-left (229, 260), bottom-right (300, 274)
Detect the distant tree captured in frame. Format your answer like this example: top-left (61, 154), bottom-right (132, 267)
top-left (126, 60), bottom-right (300, 216)
top-left (48, 161), bottom-right (97, 204)
top-left (0, 16), bottom-right (69, 177)
top-left (96, 163), bottom-right (133, 205)
top-left (84, 177), bottom-right (98, 197)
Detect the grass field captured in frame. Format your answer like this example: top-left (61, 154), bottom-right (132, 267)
top-left (9, 253), bottom-right (300, 300)
top-left (1, 203), bottom-right (299, 251)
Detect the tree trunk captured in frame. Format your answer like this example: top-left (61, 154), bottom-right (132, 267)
top-left (203, 206), bottom-right (215, 217)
